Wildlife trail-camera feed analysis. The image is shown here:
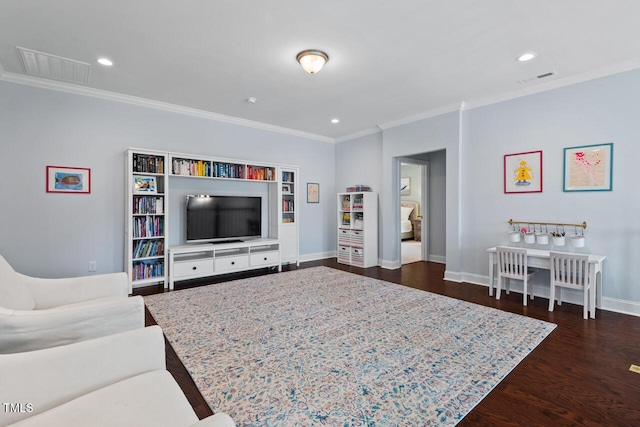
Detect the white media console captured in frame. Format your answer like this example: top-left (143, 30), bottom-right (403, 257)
top-left (168, 239), bottom-right (281, 290)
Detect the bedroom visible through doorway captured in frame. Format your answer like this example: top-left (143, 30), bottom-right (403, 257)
top-left (400, 161), bottom-right (427, 265)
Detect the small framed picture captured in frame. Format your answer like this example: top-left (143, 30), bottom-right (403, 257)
top-left (504, 150), bottom-right (543, 194)
top-left (46, 166), bottom-right (91, 194)
top-left (401, 177), bottom-right (411, 195)
top-left (563, 143), bottom-right (613, 192)
top-left (133, 176), bottom-right (157, 193)
top-left (282, 184), bottom-right (292, 194)
top-left (307, 182), bottom-right (319, 203)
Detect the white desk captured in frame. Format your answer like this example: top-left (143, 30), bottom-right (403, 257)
top-left (487, 247), bottom-right (606, 319)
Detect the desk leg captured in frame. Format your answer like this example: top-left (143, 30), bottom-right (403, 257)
top-left (589, 265), bottom-right (598, 319)
top-left (589, 265), bottom-right (602, 319)
top-left (488, 253), bottom-right (495, 297)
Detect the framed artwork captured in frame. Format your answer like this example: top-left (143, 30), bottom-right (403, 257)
top-left (504, 150), bottom-right (542, 193)
top-left (133, 176), bottom-right (157, 193)
top-left (307, 182), bottom-right (319, 203)
top-left (401, 177), bottom-right (411, 195)
top-left (563, 143), bottom-right (613, 192)
top-left (282, 184), bottom-right (292, 194)
top-left (46, 166), bottom-right (91, 194)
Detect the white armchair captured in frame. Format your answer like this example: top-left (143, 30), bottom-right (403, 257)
top-left (0, 254), bottom-right (144, 353)
top-left (0, 325), bottom-right (235, 427)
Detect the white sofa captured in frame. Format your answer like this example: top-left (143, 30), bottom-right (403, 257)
top-left (0, 254), bottom-right (144, 353)
top-left (0, 325), bottom-right (235, 427)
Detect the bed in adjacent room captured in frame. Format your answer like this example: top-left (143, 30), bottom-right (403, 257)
top-left (400, 201), bottom-right (419, 240)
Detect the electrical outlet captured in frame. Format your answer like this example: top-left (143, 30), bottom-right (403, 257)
top-left (88, 261), bottom-right (97, 272)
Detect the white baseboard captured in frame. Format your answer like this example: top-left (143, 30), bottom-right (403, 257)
top-left (380, 259), bottom-right (401, 270)
top-left (428, 255), bottom-right (446, 264)
top-left (299, 251), bottom-right (335, 263)
top-left (463, 272), bottom-right (640, 318)
top-left (296, 257), bottom-right (640, 318)
top-left (601, 297), bottom-right (640, 317)
top-left (444, 271), bottom-right (463, 282)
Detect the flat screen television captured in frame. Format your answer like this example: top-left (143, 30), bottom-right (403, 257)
top-left (186, 195), bottom-right (262, 243)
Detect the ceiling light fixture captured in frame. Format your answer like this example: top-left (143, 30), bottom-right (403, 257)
top-left (97, 57), bottom-right (113, 66)
top-left (516, 52), bottom-right (537, 62)
top-left (331, 118), bottom-right (340, 124)
top-left (296, 50), bottom-right (329, 74)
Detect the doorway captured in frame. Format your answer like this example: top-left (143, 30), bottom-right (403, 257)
top-left (400, 160), bottom-right (428, 265)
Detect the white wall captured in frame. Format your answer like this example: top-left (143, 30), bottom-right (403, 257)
top-left (0, 81), bottom-right (335, 277)
top-left (335, 132), bottom-right (383, 194)
top-left (461, 69), bottom-right (640, 310)
top-left (381, 112), bottom-right (462, 274)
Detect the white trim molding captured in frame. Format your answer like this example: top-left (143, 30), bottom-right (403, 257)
top-left (462, 272), bottom-right (640, 318)
top-left (0, 71), bottom-right (335, 144)
top-left (299, 251), bottom-right (336, 263)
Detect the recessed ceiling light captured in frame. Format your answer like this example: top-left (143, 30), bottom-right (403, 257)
top-left (516, 52), bottom-right (537, 62)
top-left (331, 118), bottom-right (340, 124)
top-left (246, 97), bottom-right (257, 104)
top-left (97, 57), bottom-right (113, 66)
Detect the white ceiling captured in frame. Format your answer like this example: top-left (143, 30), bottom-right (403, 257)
top-left (1, 1), bottom-right (640, 142)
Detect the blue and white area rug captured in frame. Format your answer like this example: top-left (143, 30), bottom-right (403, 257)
top-left (144, 266), bottom-right (555, 426)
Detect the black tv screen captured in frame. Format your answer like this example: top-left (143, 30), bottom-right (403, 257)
top-left (186, 195), bottom-right (261, 243)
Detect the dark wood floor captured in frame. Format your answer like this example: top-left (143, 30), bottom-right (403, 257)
top-left (135, 259), bottom-right (640, 426)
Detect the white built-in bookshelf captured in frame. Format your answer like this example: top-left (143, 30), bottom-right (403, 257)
top-left (125, 148), bottom-right (299, 291)
top-left (126, 150), bottom-right (169, 291)
top-left (280, 167), bottom-right (299, 265)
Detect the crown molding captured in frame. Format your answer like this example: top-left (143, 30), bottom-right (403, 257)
top-left (0, 71), bottom-right (335, 144)
top-left (377, 59), bottom-right (640, 132)
top-left (334, 127), bottom-right (381, 143)
top-left (377, 102), bottom-right (462, 130)
top-left (463, 59), bottom-right (640, 111)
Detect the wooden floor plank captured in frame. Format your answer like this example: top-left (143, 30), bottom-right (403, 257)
top-left (135, 259), bottom-right (640, 425)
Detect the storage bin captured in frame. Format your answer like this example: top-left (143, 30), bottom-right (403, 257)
top-left (571, 235), bottom-right (585, 248)
top-left (536, 233), bottom-right (549, 245)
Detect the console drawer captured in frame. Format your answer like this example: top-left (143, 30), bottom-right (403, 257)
top-left (250, 251), bottom-right (279, 267)
top-left (173, 259), bottom-right (213, 278)
top-left (215, 255), bottom-right (249, 272)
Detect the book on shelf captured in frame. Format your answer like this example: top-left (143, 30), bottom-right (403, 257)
top-left (132, 260), bottom-right (164, 280)
top-left (133, 216), bottom-right (164, 238)
top-left (133, 154), bottom-right (164, 174)
top-left (172, 158), bottom-right (213, 177)
top-left (133, 196), bottom-right (164, 215)
top-left (282, 171), bottom-right (294, 182)
top-left (133, 240), bottom-right (164, 259)
top-left (282, 199), bottom-right (294, 212)
top-left (247, 165), bottom-right (275, 181)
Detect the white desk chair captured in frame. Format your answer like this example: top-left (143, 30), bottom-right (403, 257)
top-left (495, 246), bottom-right (535, 306)
top-left (549, 251), bottom-right (592, 319)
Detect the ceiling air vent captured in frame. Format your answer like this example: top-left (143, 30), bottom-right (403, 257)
top-left (518, 71), bottom-right (556, 84)
top-left (16, 47), bottom-right (90, 85)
